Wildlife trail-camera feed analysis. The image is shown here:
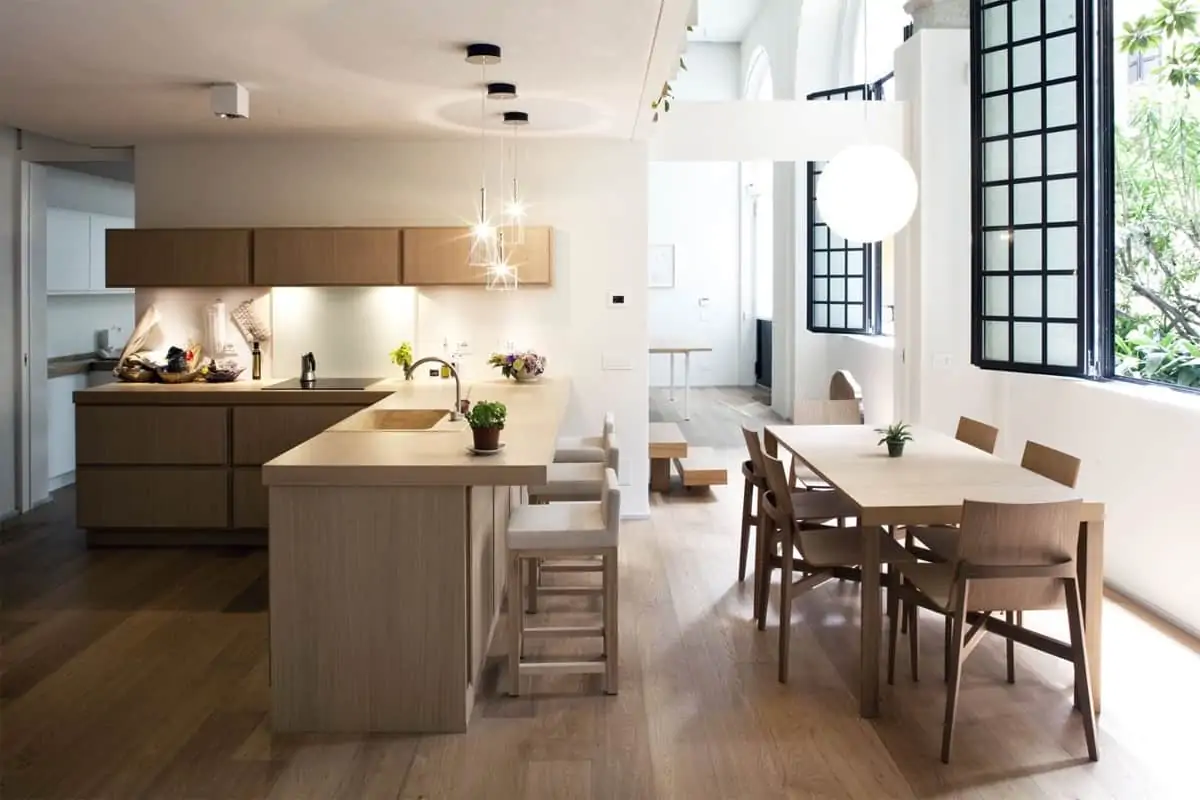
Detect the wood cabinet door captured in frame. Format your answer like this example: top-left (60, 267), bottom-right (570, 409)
top-left (401, 226), bottom-right (553, 286)
top-left (88, 214), bottom-right (133, 291)
top-left (232, 405), bottom-right (368, 465)
top-left (253, 228), bottom-right (401, 286)
top-left (106, 229), bottom-right (251, 287)
top-left (76, 406), bottom-right (229, 465)
top-left (232, 467), bottom-right (268, 528)
top-left (505, 227), bottom-right (554, 285)
top-left (76, 467), bottom-right (230, 528)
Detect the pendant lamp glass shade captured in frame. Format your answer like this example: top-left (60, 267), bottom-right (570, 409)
top-left (816, 145), bottom-right (918, 243)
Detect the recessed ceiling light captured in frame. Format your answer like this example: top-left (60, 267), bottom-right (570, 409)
top-left (487, 82), bottom-right (517, 100)
top-left (502, 111), bottom-right (529, 126)
top-left (465, 43), bottom-right (502, 65)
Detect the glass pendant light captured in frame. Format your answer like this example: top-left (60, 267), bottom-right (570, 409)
top-left (466, 44), bottom-right (501, 267)
top-left (486, 117), bottom-right (518, 291)
top-left (502, 111), bottom-right (529, 246)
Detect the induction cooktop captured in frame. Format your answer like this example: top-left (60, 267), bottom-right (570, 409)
top-left (263, 378), bottom-right (383, 390)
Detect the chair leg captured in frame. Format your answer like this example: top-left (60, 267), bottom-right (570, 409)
top-left (886, 569), bottom-right (900, 685)
top-left (777, 523), bottom-right (794, 684)
top-left (1005, 610), bottom-right (1017, 684)
top-left (508, 553), bottom-right (524, 696)
top-left (603, 548), bottom-right (620, 695)
top-left (908, 598), bottom-right (920, 682)
top-left (526, 557), bottom-right (540, 614)
top-left (943, 616), bottom-right (952, 683)
top-left (901, 530), bottom-right (913, 634)
top-left (738, 478), bottom-right (753, 583)
top-left (755, 507), bottom-right (774, 631)
top-left (1064, 578), bottom-right (1099, 761)
top-left (941, 587), bottom-right (970, 764)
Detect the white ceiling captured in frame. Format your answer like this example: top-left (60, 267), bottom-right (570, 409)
top-left (688, 0), bottom-right (762, 43)
top-left (0, 0), bottom-right (687, 145)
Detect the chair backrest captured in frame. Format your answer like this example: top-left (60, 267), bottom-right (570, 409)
top-left (740, 426), bottom-right (768, 479)
top-left (955, 416), bottom-right (999, 455)
top-left (829, 370), bottom-right (863, 402)
top-left (1021, 441), bottom-right (1081, 488)
top-left (793, 399), bottom-right (864, 426)
top-left (600, 468), bottom-right (621, 534)
top-left (953, 499), bottom-right (1083, 611)
top-left (759, 454), bottom-right (797, 528)
top-left (603, 431), bottom-right (620, 475)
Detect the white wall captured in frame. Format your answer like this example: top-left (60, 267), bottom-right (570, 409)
top-left (134, 140), bottom-right (651, 515)
top-left (47, 294), bottom-right (134, 357)
top-left (46, 166), bottom-right (133, 216)
top-left (825, 334), bottom-right (895, 424)
top-left (0, 127), bottom-right (18, 518)
top-left (649, 43), bottom-right (741, 388)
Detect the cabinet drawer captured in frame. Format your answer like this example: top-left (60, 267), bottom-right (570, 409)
top-left (76, 467), bottom-right (229, 529)
top-left (76, 406), bottom-right (228, 465)
top-left (402, 226), bottom-right (553, 286)
top-left (106, 229), bottom-right (251, 287)
top-left (232, 467), bottom-right (268, 528)
top-left (253, 228), bottom-right (401, 286)
top-left (232, 405), bottom-right (367, 465)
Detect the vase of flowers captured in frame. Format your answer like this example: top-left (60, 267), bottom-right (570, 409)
top-left (488, 350), bottom-right (546, 382)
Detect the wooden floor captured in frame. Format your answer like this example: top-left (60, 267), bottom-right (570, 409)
top-left (3, 388), bottom-right (1199, 798)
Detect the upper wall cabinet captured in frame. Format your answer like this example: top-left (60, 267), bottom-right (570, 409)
top-left (253, 228), bottom-right (401, 286)
top-left (47, 209), bottom-right (134, 294)
top-left (402, 226), bottom-right (553, 286)
top-left (106, 229), bottom-right (252, 287)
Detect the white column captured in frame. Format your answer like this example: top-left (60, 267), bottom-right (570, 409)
top-left (903, 0), bottom-right (969, 31)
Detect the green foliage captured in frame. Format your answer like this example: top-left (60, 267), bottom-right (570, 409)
top-left (465, 400), bottom-right (507, 430)
top-left (389, 341), bottom-right (413, 369)
top-left (1119, 0), bottom-right (1200, 89)
top-left (1115, 320), bottom-right (1200, 387)
top-left (874, 422), bottom-right (914, 446)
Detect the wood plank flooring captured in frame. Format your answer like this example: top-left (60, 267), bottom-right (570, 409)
top-left (3, 388), bottom-right (1199, 798)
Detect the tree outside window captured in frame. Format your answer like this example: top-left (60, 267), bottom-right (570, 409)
top-left (1115, 0), bottom-right (1200, 388)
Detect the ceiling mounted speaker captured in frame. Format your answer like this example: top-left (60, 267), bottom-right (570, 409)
top-left (487, 82), bottom-right (517, 100)
top-left (211, 82), bottom-right (249, 119)
top-left (502, 111), bottom-right (529, 126)
top-left (465, 43), bottom-right (502, 65)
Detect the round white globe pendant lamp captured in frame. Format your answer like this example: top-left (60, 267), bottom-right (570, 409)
top-left (816, 144), bottom-right (918, 243)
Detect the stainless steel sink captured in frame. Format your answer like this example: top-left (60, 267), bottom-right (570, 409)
top-left (336, 409), bottom-right (450, 431)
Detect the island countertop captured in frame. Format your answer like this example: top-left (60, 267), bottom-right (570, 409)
top-left (262, 377), bottom-right (570, 488)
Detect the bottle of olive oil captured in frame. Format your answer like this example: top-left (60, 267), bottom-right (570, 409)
top-left (251, 341), bottom-right (262, 380)
top-left (440, 338), bottom-right (451, 379)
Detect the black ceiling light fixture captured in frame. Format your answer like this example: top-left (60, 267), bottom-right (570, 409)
top-left (487, 82), bottom-right (518, 100)
top-left (502, 111), bottom-right (529, 125)
top-left (465, 43), bottom-right (502, 65)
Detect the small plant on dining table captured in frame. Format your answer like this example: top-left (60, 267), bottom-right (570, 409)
top-left (465, 400), bottom-right (507, 451)
top-left (876, 422), bottom-right (913, 458)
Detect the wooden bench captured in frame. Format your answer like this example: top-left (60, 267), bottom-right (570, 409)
top-left (649, 422), bottom-right (687, 492)
top-left (674, 447), bottom-right (728, 488)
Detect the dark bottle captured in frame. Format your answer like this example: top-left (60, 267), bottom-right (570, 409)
top-left (251, 341), bottom-right (262, 380)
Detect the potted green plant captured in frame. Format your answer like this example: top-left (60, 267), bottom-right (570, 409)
top-left (876, 422), bottom-right (914, 458)
top-left (466, 400), bottom-right (507, 451)
top-left (389, 342), bottom-right (414, 378)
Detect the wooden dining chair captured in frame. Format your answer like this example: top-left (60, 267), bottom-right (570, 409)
top-left (886, 498), bottom-right (1098, 764)
top-left (740, 427), bottom-right (857, 626)
top-left (787, 397), bottom-right (863, 491)
top-left (761, 454), bottom-right (911, 683)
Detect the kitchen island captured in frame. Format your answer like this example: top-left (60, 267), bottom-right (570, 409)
top-left (263, 377), bottom-right (570, 733)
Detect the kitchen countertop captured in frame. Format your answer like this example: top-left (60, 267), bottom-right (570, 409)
top-left (73, 377), bottom-right (404, 405)
top-left (49, 353), bottom-right (120, 379)
top-left (263, 378), bottom-right (570, 488)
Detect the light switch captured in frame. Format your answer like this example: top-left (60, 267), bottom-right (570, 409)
top-left (602, 353), bottom-right (632, 371)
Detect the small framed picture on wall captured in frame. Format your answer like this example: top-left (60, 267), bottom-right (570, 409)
top-left (649, 244), bottom-right (675, 288)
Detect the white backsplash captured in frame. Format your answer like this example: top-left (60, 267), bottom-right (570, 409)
top-left (135, 287), bottom-right (271, 369)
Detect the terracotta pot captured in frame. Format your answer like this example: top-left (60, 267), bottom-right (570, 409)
top-left (472, 426), bottom-right (501, 451)
top-left (887, 441), bottom-right (905, 458)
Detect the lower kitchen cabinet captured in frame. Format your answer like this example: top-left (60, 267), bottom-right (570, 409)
top-left (76, 467), bottom-right (229, 529)
top-left (232, 467), bottom-right (268, 529)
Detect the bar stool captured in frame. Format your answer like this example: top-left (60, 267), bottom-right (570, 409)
top-left (507, 468), bottom-right (620, 696)
top-left (554, 412), bottom-right (616, 463)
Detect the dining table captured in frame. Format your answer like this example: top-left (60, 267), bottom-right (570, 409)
top-left (649, 343), bottom-right (711, 420)
top-left (763, 424), bottom-right (1106, 719)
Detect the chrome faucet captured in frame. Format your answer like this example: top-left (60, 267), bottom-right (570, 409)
top-left (404, 357), bottom-right (463, 421)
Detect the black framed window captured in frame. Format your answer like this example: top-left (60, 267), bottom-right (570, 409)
top-left (971, 0), bottom-right (1096, 376)
top-left (806, 83), bottom-right (883, 335)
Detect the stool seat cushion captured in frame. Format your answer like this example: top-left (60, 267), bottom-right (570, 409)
top-left (529, 463), bottom-right (606, 499)
top-left (554, 435), bottom-right (606, 463)
top-left (509, 503), bottom-right (616, 550)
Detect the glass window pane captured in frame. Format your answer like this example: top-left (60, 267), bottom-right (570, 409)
top-left (829, 230), bottom-right (844, 249)
top-left (986, 185), bottom-right (1009, 226)
top-left (831, 279), bottom-right (846, 301)
top-left (813, 253), bottom-right (828, 275)
top-left (1012, 88), bottom-right (1042, 133)
top-left (1046, 226), bottom-right (1077, 268)
top-left (1046, 82), bottom-right (1076, 127)
top-left (830, 251), bottom-right (846, 275)
top-left (984, 4), bottom-right (1009, 49)
top-left (814, 303), bottom-right (828, 328)
top-left (985, 95), bottom-right (1010, 136)
top-left (1013, 182), bottom-right (1043, 225)
top-left (985, 230), bottom-right (1011, 270)
top-left (985, 50), bottom-right (1010, 92)
top-left (1013, 135), bottom-right (1043, 179)
top-left (1047, 274), bottom-right (1077, 318)
top-left (813, 278), bottom-right (828, 301)
top-left (814, 225), bottom-right (828, 249)
top-left (1012, 0), bottom-right (1042, 40)
top-left (1046, 33), bottom-right (1076, 81)
top-left (1013, 229), bottom-right (1043, 271)
top-left (1047, 177), bottom-right (1077, 222)
top-left (1046, 130), bottom-right (1076, 174)
top-left (1046, 323), bottom-right (1077, 367)
top-left (1013, 321), bottom-right (1043, 363)
top-left (985, 140), bottom-right (1009, 181)
top-left (847, 305), bottom-right (865, 330)
top-left (1012, 42), bottom-right (1042, 86)
top-left (985, 321), bottom-right (1010, 361)
top-left (1013, 275), bottom-right (1043, 317)
top-left (847, 250), bottom-right (864, 275)
top-left (1046, 0), bottom-right (1077, 33)
top-left (985, 276), bottom-right (1010, 315)
top-left (847, 277), bottom-right (864, 302)
top-left (831, 304), bottom-right (846, 329)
